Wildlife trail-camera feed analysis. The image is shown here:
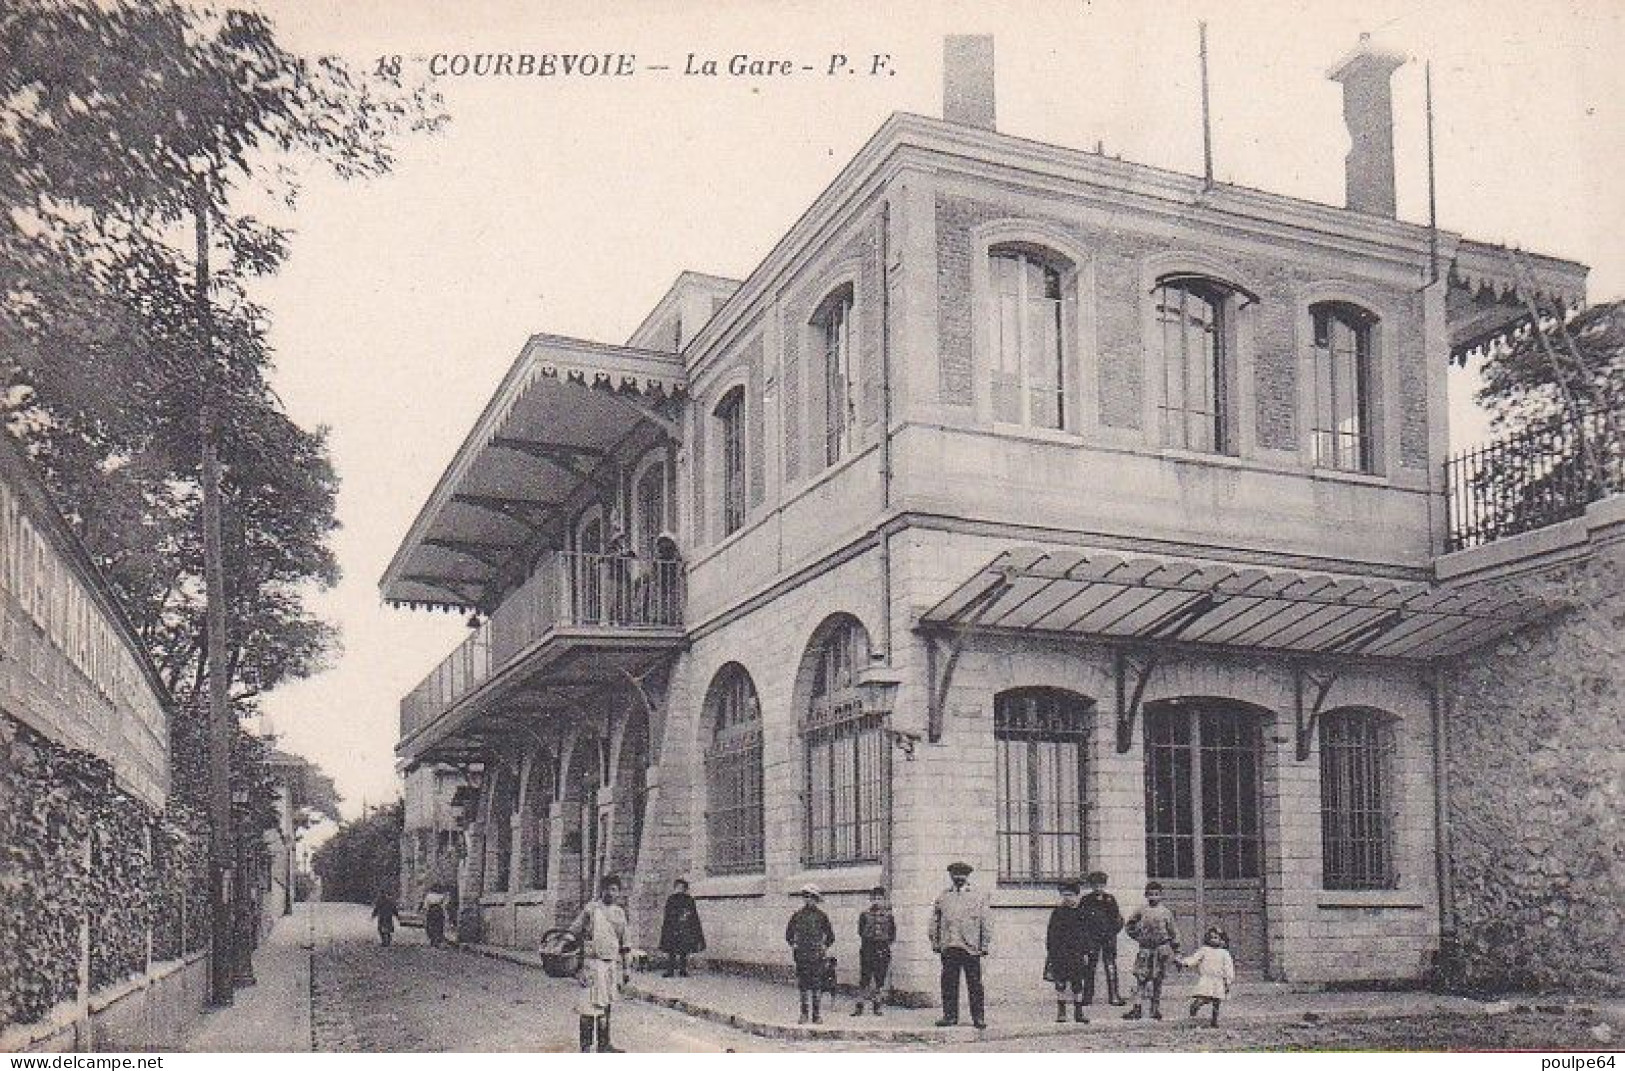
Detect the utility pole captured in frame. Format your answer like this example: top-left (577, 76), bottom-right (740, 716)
top-left (195, 170), bottom-right (236, 1008)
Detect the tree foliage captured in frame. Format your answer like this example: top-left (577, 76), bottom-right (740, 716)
top-left (1477, 299), bottom-right (1625, 432)
top-left (311, 802), bottom-right (403, 904)
top-left (0, 1), bottom-right (443, 809)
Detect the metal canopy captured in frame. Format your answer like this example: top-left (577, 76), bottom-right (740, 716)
top-left (1448, 240), bottom-right (1589, 363)
top-left (921, 547), bottom-right (1550, 662)
top-left (379, 334), bottom-right (685, 610)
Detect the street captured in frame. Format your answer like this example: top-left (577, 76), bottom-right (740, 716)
top-left (304, 904), bottom-right (796, 1053)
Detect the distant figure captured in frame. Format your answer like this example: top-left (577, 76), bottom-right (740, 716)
top-left (1079, 870), bottom-right (1126, 1006)
top-left (570, 875), bottom-right (631, 1053)
top-left (371, 889), bottom-right (399, 947)
top-left (853, 885), bottom-right (896, 1017)
top-left (1122, 881), bottom-right (1181, 1021)
top-left (1180, 926), bottom-right (1236, 1028)
top-left (785, 883), bottom-right (834, 1024)
top-left (421, 887), bottom-right (449, 948)
top-left (658, 877), bottom-right (705, 977)
top-left (1044, 879), bottom-right (1090, 1024)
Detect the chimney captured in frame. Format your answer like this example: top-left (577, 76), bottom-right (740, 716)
top-left (943, 35), bottom-right (996, 131)
top-left (1327, 34), bottom-right (1406, 217)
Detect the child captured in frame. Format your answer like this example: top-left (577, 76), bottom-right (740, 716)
top-left (1078, 870), bottom-right (1126, 1006)
top-left (658, 877), bottom-right (706, 977)
top-left (1121, 881), bottom-right (1181, 1021)
top-left (785, 883), bottom-right (835, 1024)
top-left (1180, 926), bottom-right (1236, 1028)
top-left (853, 885), bottom-right (896, 1016)
top-left (1043, 880), bottom-right (1091, 1023)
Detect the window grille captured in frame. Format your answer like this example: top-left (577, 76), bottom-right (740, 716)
top-left (801, 622), bottom-right (886, 866)
top-left (995, 689), bottom-right (1092, 883)
top-left (705, 665), bottom-right (765, 874)
top-left (990, 249), bottom-right (1065, 430)
top-left (1312, 303), bottom-right (1376, 472)
top-left (1156, 278), bottom-right (1231, 453)
top-left (1144, 706), bottom-right (1261, 880)
top-left (1320, 710), bottom-right (1397, 889)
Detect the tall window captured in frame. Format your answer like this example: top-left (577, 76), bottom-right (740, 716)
top-left (1155, 276), bottom-right (1235, 453)
top-left (1312, 303), bottom-right (1376, 472)
top-left (995, 689), bottom-right (1092, 883)
top-left (714, 388), bottom-right (746, 536)
top-left (816, 286), bottom-right (855, 465)
top-left (991, 248), bottom-right (1066, 429)
top-left (1320, 709), bottom-right (1396, 889)
top-left (801, 619), bottom-right (885, 866)
top-left (633, 461), bottom-right (666, 557)
top-left (704, 664), bottom-right (765, 874)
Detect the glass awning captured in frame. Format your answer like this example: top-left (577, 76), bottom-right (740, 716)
top-left (921, 546), bottom-right (1551, 662)
top-left (379, 334), bottom-right (685, 610)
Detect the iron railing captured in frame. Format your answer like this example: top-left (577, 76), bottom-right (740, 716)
top-left (1445, 409), bottom-right (1624, 552)
top-left (399, 550), bottom-right (684, 738)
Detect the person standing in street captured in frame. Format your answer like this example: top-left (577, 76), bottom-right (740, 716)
top-left (421, 887), bottom-right (449, 949)
top-left (1078, 870), bottom-right (1126, 1006)
top-left (785, 884), bottom-right (835, 1024)
top-left (370, 888), bottom-right (398, 947)
top-left (658, 877), bottom-right (706, 977)
top-left (1044, 879), bottom-right (1091, 1023)
top-left (853, 885), bottom-right (896, 1017)
top-left (570, 874), bottom-right (632, 1052)
top-left (929, 861), bottom-right (992, 1029)
top-left (1122, 881), bottom-right (1181, 1021)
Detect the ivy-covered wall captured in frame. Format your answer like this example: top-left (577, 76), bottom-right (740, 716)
top-left (1444, 542), bottom-right (1625, 993)
top-left (1, 712), bottom-right (210, 1032)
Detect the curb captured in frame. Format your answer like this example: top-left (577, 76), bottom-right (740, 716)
top-left (464, 943), bottom-right (1604, 1046)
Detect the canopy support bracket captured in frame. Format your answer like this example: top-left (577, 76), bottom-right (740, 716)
top-left (1294, 665), bottom-right (1341, 761)
top-left (1114, 647), bottom-right (1159, 753)
top-left (922, 574), bottom-right (1011, 743)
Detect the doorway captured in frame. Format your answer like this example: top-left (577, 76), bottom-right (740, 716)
top-left (1142, 698), bottom-right (1268, 976)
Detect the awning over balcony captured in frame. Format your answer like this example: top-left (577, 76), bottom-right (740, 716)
top-left (921, 547), bottom-right (1552, 662)
top-left (1448, 239), bottom-right (1589, 363)
top-left (380, 334), bottom-right (686, 611)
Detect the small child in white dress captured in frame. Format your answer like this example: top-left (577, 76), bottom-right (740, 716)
top-left (1179, 926), bottom-right (1235, 1028)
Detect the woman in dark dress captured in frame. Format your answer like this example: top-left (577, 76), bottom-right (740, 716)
top-left (657, 878), bottom-right (706, 976)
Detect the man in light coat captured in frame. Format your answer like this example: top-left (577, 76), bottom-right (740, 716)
top-left (929, 861), bottom-right (992, 1028)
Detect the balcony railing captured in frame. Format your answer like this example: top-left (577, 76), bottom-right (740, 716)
top-left (400, 550), bottom-right (683, 739)
top-left (1445, 409), bottom-right (1624, 552)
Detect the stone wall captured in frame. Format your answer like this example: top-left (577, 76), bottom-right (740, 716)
top-left (1443, 541), bottom-right (1625, 993)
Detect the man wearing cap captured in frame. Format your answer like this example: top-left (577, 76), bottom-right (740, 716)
top-left (929, 861), bottom-right (992, 1028)
top-left (785, 883), bottom-right (835, 1023)
top-left (569, 874), bottom-right (631, 1052)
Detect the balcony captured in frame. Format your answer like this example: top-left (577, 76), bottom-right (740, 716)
top-left (1445, 409), bottom-right (1624, 552)
top-left (399, 550), bottom-right (684, 748)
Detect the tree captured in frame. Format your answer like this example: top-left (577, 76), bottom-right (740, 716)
top-left (311, 802), bottom-right (404, 904)
top-left (1477, 299), bottom-right (1625, 433)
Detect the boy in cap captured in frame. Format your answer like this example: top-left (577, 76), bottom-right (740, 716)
top-left (929, 861), bottom-right (992, 1029)
top-left (1121, 881), bottom-right (1181, 1021)
top-left (786, 884), bottom-right (835, 1023)
top-left (853, 885), bottom-right (897, 1016)
top-left (1044, 879), bottom-right (1091, 1023)
top-left (1078, 870), bottom-right (1126, 1006)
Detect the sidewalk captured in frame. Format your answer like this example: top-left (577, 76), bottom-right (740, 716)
top-left (469, 943), bottom-right (1597, 1046)
top-left (179, 905), bottom-right (316, 1053)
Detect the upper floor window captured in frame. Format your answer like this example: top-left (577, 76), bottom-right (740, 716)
top-left (1155, 275), bottom-right (1242, 453)
top-left (815, 285), bottom-right (856, 466)
top-left (633, 460), bottom-right (666, 559)
top-left (1311, 303), bottom-right (1377, 473)
top-left (704, 663), bottom-right (765, 875)
top-left (1320, 708), bottom-right (1397, 890)
top-left (991, 247), bottom-right (1066, 430)
top-left (995, 688), bottom-right (1092, 883)
top-left (801, 618), bottom-right (884, 867)
top-left (714, 387), bottom-right (746, 536)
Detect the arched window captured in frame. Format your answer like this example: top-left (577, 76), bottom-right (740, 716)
top-left (990, 246), bottom-right (1066, 430)
top-left (1155, 275), bottom-right (1244, 453)
top-left (713, 387), bottom-right (746, 536)
top-left (800, 618), bottom-right (884, 866)
top-left (632, 459), bottom-right (666, 560)
top-left (1319, 708), bottom-right (1397, 889)
top-left (1311, 302), bottom-right (1377, 472)
top-left (814, 285), bottom-right (856, 466)
top-left (995, 688), bottom-right (1094, 883)
top-left (704, 664), bottom-right (765, 874)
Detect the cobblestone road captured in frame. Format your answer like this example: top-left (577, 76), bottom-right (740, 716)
top-left (307, 904), bottom-right (793, 1053)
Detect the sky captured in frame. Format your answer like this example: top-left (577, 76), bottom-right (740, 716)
top-left (238, 0), bottom-right (1625, 823)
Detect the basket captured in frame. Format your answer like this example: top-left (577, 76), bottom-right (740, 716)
top-left (538, 928), bottom-right (584, 978)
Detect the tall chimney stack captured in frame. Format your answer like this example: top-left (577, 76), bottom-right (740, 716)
top-left (943, 35), bottom-right (996, 131)
top-left (1328, 34), bottom-right (1406, 217)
